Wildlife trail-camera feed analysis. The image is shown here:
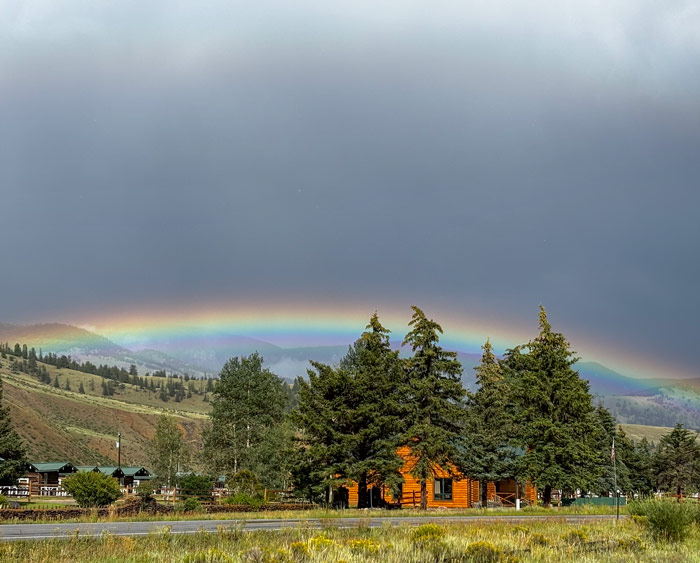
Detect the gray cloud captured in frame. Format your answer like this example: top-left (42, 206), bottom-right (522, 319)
top-left (1, 1), bottom-right (699, 375)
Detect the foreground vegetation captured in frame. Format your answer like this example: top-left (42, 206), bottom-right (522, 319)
top-left (2, 517), bottom-right (699, 562)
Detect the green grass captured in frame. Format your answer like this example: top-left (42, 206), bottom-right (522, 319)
top-left (1, 516), bottom-right (696, 562)
top-left (0, 504), bottom-right (627, 526)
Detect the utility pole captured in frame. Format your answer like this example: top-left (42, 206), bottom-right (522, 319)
top-left (117, 432), bottom-right (122, 469)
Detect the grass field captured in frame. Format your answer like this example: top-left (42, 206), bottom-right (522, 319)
top-left (1, 517), bottom-right (697, 562)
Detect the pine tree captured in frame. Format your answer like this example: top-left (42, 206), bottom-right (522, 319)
top-left (592, 406), bottom-right (631, 495)
top-left (292, 361), bottom-right (353, 502)
top-left (65, 378), bottom-right (71, 391)
top-left (503, 306), bottom-right (602, 506)
top-left (78, 381), bottom-right (86, 394)
top-left (461, 339), bottom-right (518, 507)
top-left (400, 306), bottom-right (466, 510)
top-left (653, 424), bottom-right (700, 499)
top-left (0, 376), bottom-right (27, 485)
top-left (334, 313), bottom-right (405, 506)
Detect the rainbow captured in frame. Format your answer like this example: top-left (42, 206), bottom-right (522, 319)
top-left (52, 297), bottom-right (696, 382)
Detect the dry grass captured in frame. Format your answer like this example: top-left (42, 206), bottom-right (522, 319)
top-left (1, 517), bottom-right (698, 562)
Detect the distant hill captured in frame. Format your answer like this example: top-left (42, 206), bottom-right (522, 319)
top-left (0, 355), bottom-right (206, 466)
top-left (0, 323), bottom-right (206, 378)
top-left (2, 321), bottom-right (699, 431)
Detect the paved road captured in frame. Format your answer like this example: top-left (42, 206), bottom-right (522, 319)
top-left (0, 515), bottom-right (621, 541)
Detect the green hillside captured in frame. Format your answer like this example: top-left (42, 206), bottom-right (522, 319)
top-left (0, 356), bottom-right (209, 467)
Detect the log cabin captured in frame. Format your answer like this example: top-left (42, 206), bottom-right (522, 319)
top-left (345, 447), bottom-right (536, 508)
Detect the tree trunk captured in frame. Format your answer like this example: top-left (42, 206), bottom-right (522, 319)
top-left (481, 480), bottom-right (488, 508)
top-left (677, 485), bottom-right (682, 502)
top-left (420, 480), bottom-right (428, 510)
top-left (357, 473), bottom-right (369, 509)
top-left (543, 484), bottom-right (552, 507)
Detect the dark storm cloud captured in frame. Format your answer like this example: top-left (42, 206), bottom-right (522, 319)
top-left (1, 1), bottom-right (699, 375)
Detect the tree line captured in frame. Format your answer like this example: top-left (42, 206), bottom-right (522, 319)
top-left (0, 342), bottom-right (216, 402)
top-left (197, 305), bottom-right (700, 508)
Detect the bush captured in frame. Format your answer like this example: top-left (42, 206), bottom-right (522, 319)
top-left (183, 497), bottom-right (202, 512)
top-left (179, 474), bottom-right (212, 499)
top-left (411, 523), bottom-right (446, 542)
top-left (62, 471), bottom-right (122, 507)
top-left (227, 469), bottom-right (262, 496)
top-left (0, 495), bottom-right (7, 507)
top-left (223, 493), bottom-right (264, 508)
top-left (628, 499), bottom-right (698, 541)
top-left (464, 541), bottom-right (506, 563)
top-left (135, 481), bottom-right (155, 502)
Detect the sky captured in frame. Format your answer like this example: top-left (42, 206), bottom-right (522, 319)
top-left (1, 1), bottom-right (699, 379)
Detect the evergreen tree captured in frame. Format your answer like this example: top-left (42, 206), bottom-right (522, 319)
top-left (53, 376), bottom-right (60, 388)
top-left (147, 415), bottom-right (190, 488)
top-left (400, 306), bottom-right (466, 510)
top-left (0, 376), bottom-right (27, 485)
top-left (203, 353), bottom-right (288, 481)
top-left (78, 381), bottom-right (86, 394)
top-left (461, 339), bottom-right (518, 507)
top-left (294, 314), bottom-right (405, 507)
top-left (592, 406), bottom-right (631, 496)
top-left (628, 437), bottom-right (656, 496)
top-left (503, 306), bottom-right (602, 506)
top-left (65, 378), bottom-right (71, 391)
top-left (652, 424), bottom-right (700, 498)
top-left (292, 361), bottom-right (353, 502)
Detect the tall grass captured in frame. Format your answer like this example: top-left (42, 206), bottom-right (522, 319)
top-left (1, 517), bottom-right (697, 562)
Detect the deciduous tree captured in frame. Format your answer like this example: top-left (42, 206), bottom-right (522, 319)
top-left (147, 415), bottom-right (190, 488)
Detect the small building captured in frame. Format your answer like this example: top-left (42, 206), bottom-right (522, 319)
top-left (120, 466), bottom-right (152, 487)
top-left (24, 462), bottom-right (77, 496)
top-left (345, 447), bottom-right (536, 509)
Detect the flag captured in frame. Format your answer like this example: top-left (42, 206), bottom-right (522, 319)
top-left (116, 441), bottom-right (120, 449)
top-left (610, 438), bottom-right (615, 461)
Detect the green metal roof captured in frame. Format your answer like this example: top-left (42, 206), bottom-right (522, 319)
top-left (28, 462), bottom-right (76, 473)
top-left (120, 466), bottom-right (151, 477)
top-left (75, 466), bottom-right (99, 472)
top-left (95, 466), bottom-right (124, 477)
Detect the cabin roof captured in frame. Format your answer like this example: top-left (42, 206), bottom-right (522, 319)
top-left (28, 462), bottom-right (76, 473)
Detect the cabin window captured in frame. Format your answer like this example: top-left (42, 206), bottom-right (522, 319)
top-left (434, 478), bottom-right (453, 501)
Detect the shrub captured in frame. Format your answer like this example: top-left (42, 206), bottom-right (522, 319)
top-left (179, 474), bottom-right (212, 499)
top-left (223, 493), bottom-right (263, 508)
top-left (411, 523), bottom-right (446, 542)
top-left (464, 541), bottom-right (506, 563)
top-left (0, 495), bottom-right (7, 507)
top-left (628, 499), bottom-right (697, 541)
top-left (182, 497), bottom-right (202, 512)
top-left (528, 533), bottom-right (549, 547)
top-left (561, 529), bottom-right (588, 544)
top-left (227, 469), bottom-right (262, 496)
top-left (62, 471), bottom-right (122, 507)
top-left (135, 481), bottom-right (155, 503)
top-left (348, 538), bottom-right (380, 554)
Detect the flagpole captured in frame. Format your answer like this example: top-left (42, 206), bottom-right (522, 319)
top-left (117, 432), bottom-right (121, 469)
top-left (612, 437), bottom-right (619, 521)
